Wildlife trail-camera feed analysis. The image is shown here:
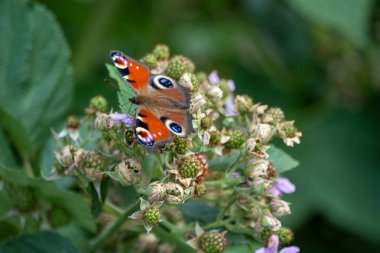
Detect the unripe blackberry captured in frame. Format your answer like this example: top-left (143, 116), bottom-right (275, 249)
top-left (283, 124), bottom-right (298, 138)
top-left (218, 80), bottom-right (230, 98)
top-left (200, 231), bottom-right (228, 253)
top-left (4, 183), bottom-right (37, 212)
top-left (200, 117), bottom-right (213, 130)
top-left (125, 129), bottom-right (136, 146)
top-left (196, 72), bottom-right (208, 84)
top-left (277, 227), bottom-right (294, 245)
top-left (174, 137), bottom-right (191, 155)
top-left (209, 131), bottom-right (221, 147)
top-left (83, 152), bottom-right (106, 171)
top-left (166, 55), bottom-right (195, 80)
top-left (265, 107), bottom-right (284, 125)
top-left (143, 207), bottom-right (161, 226)
top-left (195, 183), bottom-right (207, 197)
top-left (152, 44), bottom-right (170, 60)
top-left (141, 54), bottom-right (158, 69)
top-left (89, 96), bottom-right (108, 113)
top-left (66, 115), bottom-right (80, 129)
top-left (47, 206), bottom-right (71, 228)
top-left (225, 130), bottom-right (247, 149)
top-left (178, 155), bottom-right (202, 178)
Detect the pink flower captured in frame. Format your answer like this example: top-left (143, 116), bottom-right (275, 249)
top-left (255, 235), bottom-right (300, 253)
top-left (208, 71), bottom-right (220, 85)
top-left (110, 113), bottom-right (135, 127)
top-left (270, 177), bottom-right (296, 197)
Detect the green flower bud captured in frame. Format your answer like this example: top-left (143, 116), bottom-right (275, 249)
top-left (88, 95), bottom-right (108, 113)
top-left (174, 137), bottom-right (192, 155)
top-left (141, 53), bottom-right (158, 69)
top-left (200, 231), bottom-right (228, 253)
top-left (166, 55), bottom-right (195, 80)
top-left (125, 129), bottom-right (136, 146)
top-left (209, 131), bottom-right (221, 147)
top-left (283, 124), bottom-right (298, 138)
top-left (66, 115), bottom-right (80, 129)
top-left (143, 207), bottom-right (161, 226)
top-left (235, 95), bottom-right (253, 112)
top-left (195, 183), bottom-right (207, 198)
top-left (47, 206), bottom-right (71, 228)
top-left (179, 72), bottom-right (199, 93)
top-left (277, 227), bottom-right (294, 245)
top-left (83, 151), bottom-right (106, 171)
top-left (225, 130), bottom-right (247, 149)
top-left (152, 44), bottom-right (170, 60)
top-left (195, 72), bottom-right (208, 85)
top-left (178, 155), bottom-right (202, 178)
top-left (263, 107), bottom-right (284, 125)
top-left (200, 117), bottom-right (213, 130)
top-left (4, 183), bottom-right (37, 212)
top-left (218, 80), bottom-right (230, 98)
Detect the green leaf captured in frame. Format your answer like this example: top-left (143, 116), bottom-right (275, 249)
top-left (0, 127), bottom-right (16, 168)
top-left (288, 0), bottom-right (373, 48)
top-left (0, 231), bottom-right (80, 253)
top-left (0, 166), bottom-right (96, 232)
top-left (0, 0), bottom-right (73, 155)
top-left (154, 227), bottom-right (194, 253)
top-left (268, 145), bottom-right (299, 174)
top-left (180, 200), bottom-right (219, 224)
top-left (105, 63), bottom-right (137, 115)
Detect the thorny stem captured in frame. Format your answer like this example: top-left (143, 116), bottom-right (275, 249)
top-left (88, 198), bottom-right (140, 253)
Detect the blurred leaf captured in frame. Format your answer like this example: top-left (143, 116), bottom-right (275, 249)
top-left (288, 0), bottom-right (373, 48)
top-left (154, 227), bottom-right (194, 253)
top-left (268, 145), bottom-right (299, 174)
top-left (0, 166), bottom-right (96, 232)
top-left (208, 152), bottom-right (241, 171)
top-left (0, 231), bottom-right (80, 253)
top-left (0, 127), bottom-right (16, 167)
top-left (286, 110), bottom-right (380, 244)
top-left (181, 200), bottom-right (219, 224)
top-left (0, 0), bottom-right (73, 155)
top-left (105, 63), bottom-right (137, 115)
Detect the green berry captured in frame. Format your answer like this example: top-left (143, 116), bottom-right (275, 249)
top-left (277, 227), bottom-right (294, 245)
top-left (89, 96), bottom-right (108, 113)
top-left (166, 55), bottom-right (195, 80)
top-left (178, 156), bottom-right (201, 178)
top-left (218, 80), bottom-right (230, 98)
top-left (195, 183), bottom-right (207, 197)
top-left (225, 130), bottom-right (247, 149)
top-left (283, 124), bottom-right (297, 138)
top-left (125, 129), bottom-right (136, 146)
top-left (83, 152), bottom-right (105, 171)
top-left (188, 73), bottom-right (199, 92)
top-left (143, 207), bottom-right (160, 226)
top-left (47, 206), bottom-right (71, 228)
top-left (200, 117), bottom-right (213, 130)
top-left (196, 72), bottom-right (207, 84)
top-left (266, 108), bottom-right (284, 124)
top-left (209, 131), bottom-right (221, 147)
top-left (152, 44), bottom-right (170, 60)
top-left (200, 231), bottom-right (228, 253)
top-left (66, 115), bottom-right (80, 129)
top-left (141, 53), bottom-right (157, 68)
top-left (4, 183), bottom-right (37, 212)
top-left (174, 137), bottom-right (191, 155)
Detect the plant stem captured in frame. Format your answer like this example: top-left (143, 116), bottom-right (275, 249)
top-left (88, 198), bottom-right (140, 253)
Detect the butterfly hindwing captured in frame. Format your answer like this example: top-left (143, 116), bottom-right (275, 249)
top-left (110, 50), bottom-right (150, 92)
top-left (149, 75), bottom-right (191, 108)
top-left (135, 108), bottom-right (172, 147)
top-left (159, 108), bottom-right (194, 138)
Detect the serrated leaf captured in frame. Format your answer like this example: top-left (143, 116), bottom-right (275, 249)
top-left (0, 231), bottom-right (80, 253)
top-left (0, 0), bottom-right (73, 155)
top-left (105, 63), bottom-right (137, 115)
top-left (268, 145), bottom-right (299, 174)
top-left (0, 166), bottom-right (96, 232)
top-left (288, 0), bottom-right (373, 48)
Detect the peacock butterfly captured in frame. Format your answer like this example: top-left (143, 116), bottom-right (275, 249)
top-left (110, 50), bottom-right (194, 148)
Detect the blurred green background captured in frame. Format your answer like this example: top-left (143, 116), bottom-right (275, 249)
top-left (2, 0), bottom-right (380, 252)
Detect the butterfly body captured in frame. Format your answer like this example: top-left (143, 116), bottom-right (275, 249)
top-left (110, 50), bottom-right (194, 148)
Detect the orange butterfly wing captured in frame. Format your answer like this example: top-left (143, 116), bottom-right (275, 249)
top-left (135, 108), bottom-right (173, 147)
top-left (110, 50), bottom-right (150, 91)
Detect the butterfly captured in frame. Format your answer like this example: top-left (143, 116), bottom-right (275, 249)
top-left (110, 50), bottom-right (194, 148)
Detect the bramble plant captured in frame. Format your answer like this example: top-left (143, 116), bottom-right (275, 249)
top-left (1, 43), bottom-right (302, 252)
